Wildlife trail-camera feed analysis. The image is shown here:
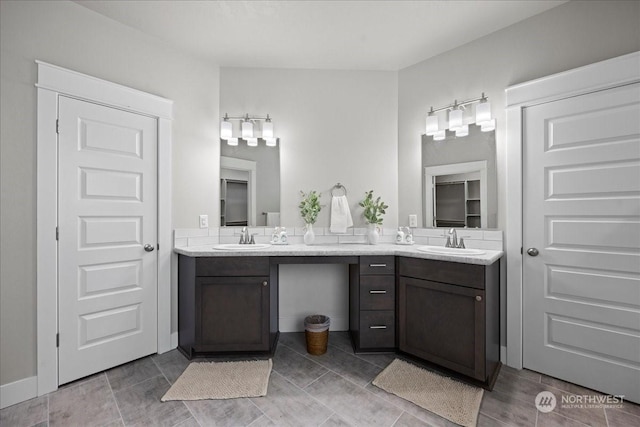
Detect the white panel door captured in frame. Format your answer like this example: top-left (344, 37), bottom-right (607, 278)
top-left (58, 96), bottom-right (158, 384)
top-left (523, 83), bottom-right (640, 402)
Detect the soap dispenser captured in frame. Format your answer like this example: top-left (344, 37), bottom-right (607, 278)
top-left (271, 227), bottom-right (281, 244)
top-left (279, 227), bottom-right (288, 244)
top-left (396, 227), bottom-right (405, 244)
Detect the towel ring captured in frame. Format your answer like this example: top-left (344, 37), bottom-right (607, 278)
top-left (331, 183), bottom-right (347, 197)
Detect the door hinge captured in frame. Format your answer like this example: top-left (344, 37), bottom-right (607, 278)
top-left (56, 333), bottom-right (59, 348)
top-left (157, 243), bottom-right (160, 251)
top-left (520, 247), bottom-right (523, 254)
top-left (56, 119), bottom-right (59, 134)
top-left (56, 227), bottom-right (59, 241)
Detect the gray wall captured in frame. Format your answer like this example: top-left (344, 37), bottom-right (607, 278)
top-left (0, 0), bottom-right (220, 386)
top-left (398, 0), bottom-right (640, 229)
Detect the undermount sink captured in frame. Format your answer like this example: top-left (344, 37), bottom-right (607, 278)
top-left (214, 243), bottom-right (272, 251)
top-left (416, 246), bottom-right (486, 256)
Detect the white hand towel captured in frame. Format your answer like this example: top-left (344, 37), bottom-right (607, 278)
top-left (265, 212), bottom-right (280, 227)
top-left (330, 195), bottom-right (354, 234)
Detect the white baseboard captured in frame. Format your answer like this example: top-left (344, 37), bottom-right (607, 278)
top-left (501, 345), bottom-right (508, 364)
top-left (0, 376), bottom-right (37, 409)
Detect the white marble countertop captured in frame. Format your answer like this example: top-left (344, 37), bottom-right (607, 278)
top-left (174, 243), bottom-right (503, 265)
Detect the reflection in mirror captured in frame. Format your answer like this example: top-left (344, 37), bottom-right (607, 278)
top-left (220, 140), bottom-right (280, 227)
top-left (422, 125), bottom-right (496, 228)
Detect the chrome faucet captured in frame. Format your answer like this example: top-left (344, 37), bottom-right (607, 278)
top-left (445, 228), bottom-right (458, 248)
top-left (238, 227), bottom-right (256, 244)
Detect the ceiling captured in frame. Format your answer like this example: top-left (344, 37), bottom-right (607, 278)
top-left (75, 0), bottom-right (567, 71)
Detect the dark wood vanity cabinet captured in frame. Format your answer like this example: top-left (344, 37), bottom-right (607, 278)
top-left (398, 257), bottom-right (500, 388)
top-left (178, 255), bottom-right (277, 358)
top-left (349, 256), bottom-right (396, 352)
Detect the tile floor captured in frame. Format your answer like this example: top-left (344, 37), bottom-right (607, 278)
top-left (1, 332), bottom-right (638, 427)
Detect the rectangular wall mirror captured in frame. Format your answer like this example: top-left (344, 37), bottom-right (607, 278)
top-left (422, 125), bottom-right (497, 228)
top-left (220, 140), bottom-right (280, 226)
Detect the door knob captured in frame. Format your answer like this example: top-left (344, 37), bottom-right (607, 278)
top-left (527, 248), bottom-right (539, 257)
top-left (144, 244), bottom-right (155, 252)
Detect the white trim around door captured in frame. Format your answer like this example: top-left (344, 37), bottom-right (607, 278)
top-left (504, 51), bottom-right (640, 369)
top-left (36, 61), bottom-right (173, 396)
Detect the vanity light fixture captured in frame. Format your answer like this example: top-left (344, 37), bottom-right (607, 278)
top-left (449, 103), bottom-right (463, 131)
top-left (425, 108), bottom-right (439, 136)
top-left (262, 114), bottom-right (274, 138)
top-left (475, 95), bottom-right (491, 124)
top-left (424, 93), bottom-right (494, 138)
top-left (220, 114), bottom-right (233, 139)
top-left (219, 113), bottom-right (278, 147)
top-left (241, 114), bottom-right (254, 138)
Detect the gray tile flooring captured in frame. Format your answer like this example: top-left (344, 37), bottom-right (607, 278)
top-left (2, 332), bottom-right (639, 427)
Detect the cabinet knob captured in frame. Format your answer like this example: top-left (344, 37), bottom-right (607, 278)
top-left (262, 281), bottom-right (268, 287)
top-left (475, 295), bottom-right (482, 302)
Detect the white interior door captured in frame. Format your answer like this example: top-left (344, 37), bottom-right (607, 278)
top-left (58, 96), bottom-right (158, 384)
top-left (523, 83), bottom-right (640, 402)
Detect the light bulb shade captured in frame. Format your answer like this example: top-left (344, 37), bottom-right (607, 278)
top-left (425, 115), bottom-right (439, 136)
top-left (262, 121), bottom-right (274, 138)
top-left (220, 120), bottom-right (233, 139)
top-left (226, 137), bottom-right (238, 146)
top-left (265, 137), bottom-right (277, 147)
top-left (475, 101), bottom-right (492, 124)
top-left (433, 130), bottom-right (446, 141)
top-left (455, 124), bottom-right (469, 137)
top-left (246, 137), bottom-right (258, 147)
top-left (241, 121), bottom-right (254, 138)
top-left (449, 108), bottom-right (463, 130)
top-left (480, 119), bottom-right (496, 132)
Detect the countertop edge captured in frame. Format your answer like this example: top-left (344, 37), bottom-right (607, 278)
top-left (174, 244), bottom-right (503, 265)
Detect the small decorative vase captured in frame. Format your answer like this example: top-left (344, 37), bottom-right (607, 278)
top-left (304, 223), bottom-right (315, 245)
top-left (367, 224), bottom-right (380, 245)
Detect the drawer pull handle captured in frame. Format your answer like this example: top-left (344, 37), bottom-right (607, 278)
top-left (369, 264), bottom-right (387, 268)
top-left (475, 295), bottom-right (482, 302)
top-left (369, 325), bottom-right (387, 329)
top-left (369, 290), bottom-right (387, 294)
top-left (263, 281), bottom-right (268, 287)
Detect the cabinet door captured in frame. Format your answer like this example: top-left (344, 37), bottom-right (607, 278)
top-left (399, 277), bottom-right (485, 380)
top-left (195, 276), bottom-right (270, 352)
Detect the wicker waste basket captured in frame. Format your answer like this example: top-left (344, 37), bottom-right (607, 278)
top-left (304, 315), bottom-right (330, 355)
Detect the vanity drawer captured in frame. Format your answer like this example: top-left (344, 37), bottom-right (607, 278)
top-left (359, 310), bottom-right (395, 349)
top-left (398, 257), bottom-right (484, 290)
top-left (360, 256), bottom-right (395, 275)
top-left (360, 276), bottom-right (395, 310)
top-left (196, 257), bottom-right (270, 277)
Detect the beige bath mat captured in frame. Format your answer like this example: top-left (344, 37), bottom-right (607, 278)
top-left (372, 359), bottom-right (483, 427)
top-left (161, 359), bottom-right (272, 401)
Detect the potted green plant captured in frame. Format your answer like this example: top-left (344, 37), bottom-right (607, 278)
top-left (299, 190), bottom-right (321, 244)
top-left (359, 190), bottom-right (388, 244)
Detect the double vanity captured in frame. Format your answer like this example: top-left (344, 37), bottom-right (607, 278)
top-left (175, 243), bottom-right (502, 389)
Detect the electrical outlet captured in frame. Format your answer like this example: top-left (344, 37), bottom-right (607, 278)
top-left (409, 214), bottom-right (418, 228)
top-left (199, 214), bottom-right (209, 229)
